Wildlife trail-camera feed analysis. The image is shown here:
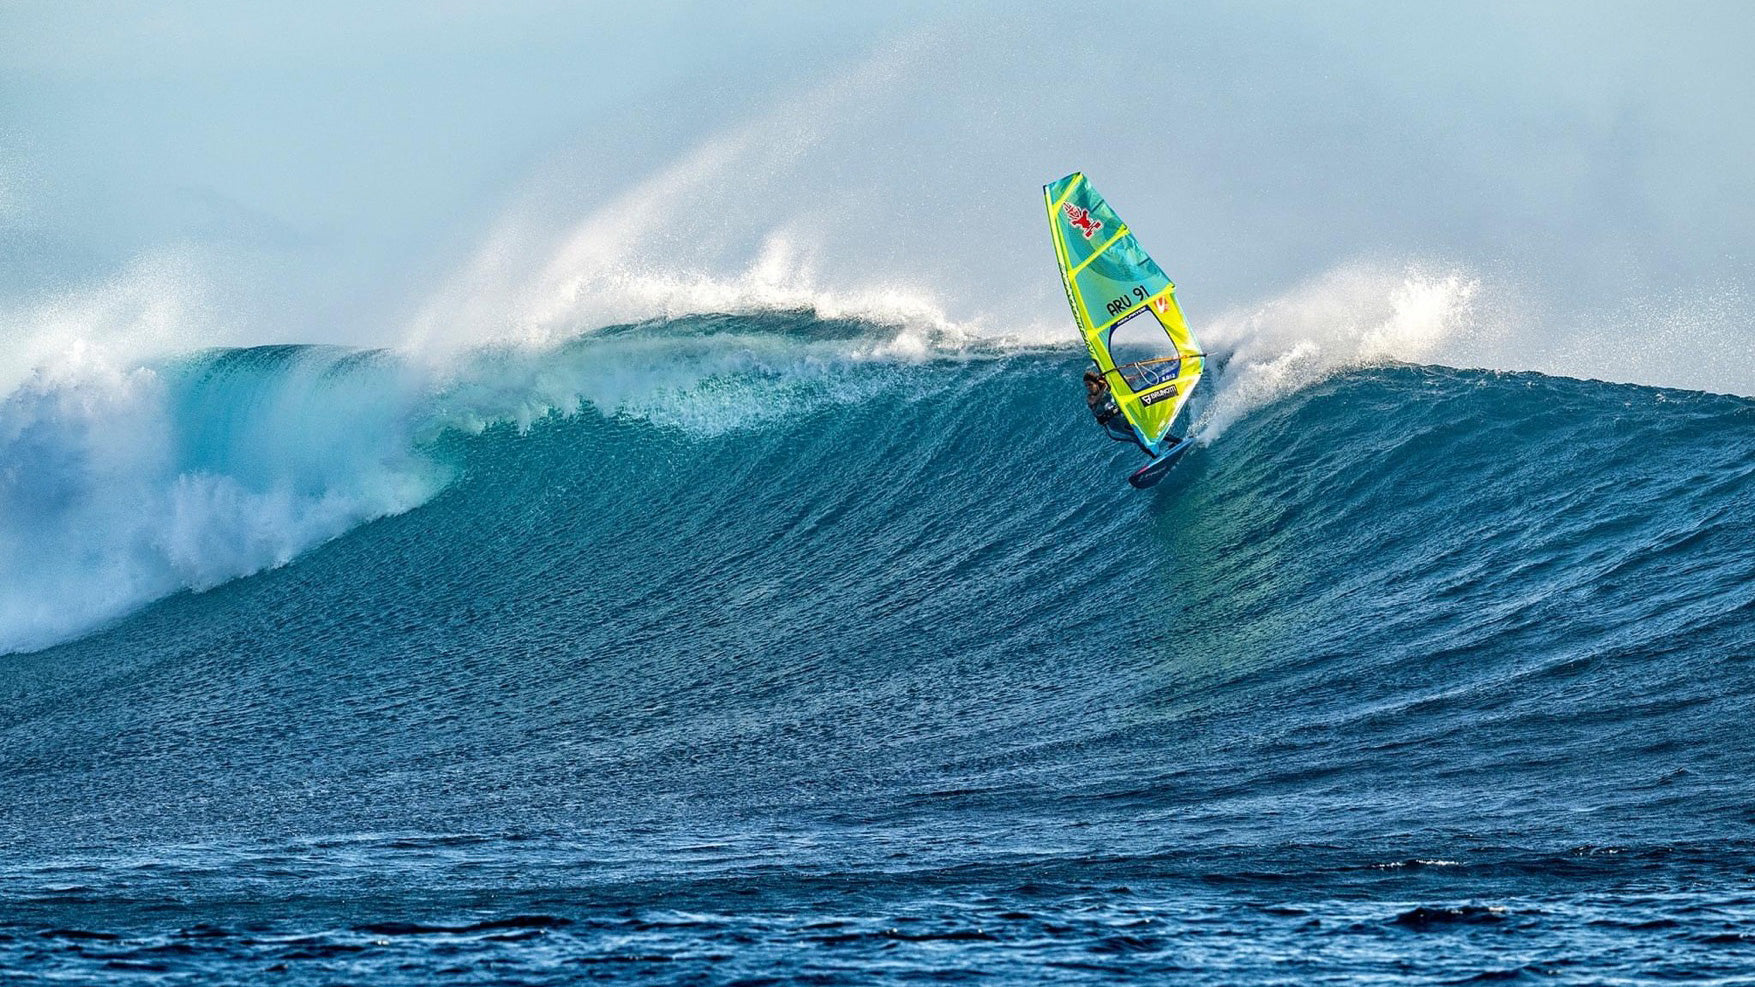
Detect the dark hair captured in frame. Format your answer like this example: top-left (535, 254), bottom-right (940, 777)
top-left (1083, 370), bottom-right (1101, 383)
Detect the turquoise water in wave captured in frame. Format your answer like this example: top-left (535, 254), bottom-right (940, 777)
top-left (3, 317), bottom-right (1754, 982)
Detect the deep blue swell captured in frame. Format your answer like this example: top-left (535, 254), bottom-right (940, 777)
top-left (4, 319), bottom-right (1754, 983)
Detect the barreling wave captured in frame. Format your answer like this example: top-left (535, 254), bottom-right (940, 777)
top-left (4, 283), bottom-right (1752, 666)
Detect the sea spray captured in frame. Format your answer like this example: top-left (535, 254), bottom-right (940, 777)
top-left (1195, 265), bottom-right (1480, 439)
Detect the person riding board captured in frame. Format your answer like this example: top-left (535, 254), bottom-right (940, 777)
top-left (1084, 369), bottom-right (1153, 455)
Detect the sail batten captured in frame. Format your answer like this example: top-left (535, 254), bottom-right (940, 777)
top-left (1044, 172), bottom-right (1204, 451)
top-left (1069, 225), bottom-right (1131, 277)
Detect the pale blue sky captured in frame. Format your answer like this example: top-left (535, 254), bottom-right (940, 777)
top-left (2, 1), bottom-right (1751, 344)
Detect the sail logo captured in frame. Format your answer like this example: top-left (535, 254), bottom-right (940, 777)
top-left (1063, 203), bottom-right (1102, 239)
top-left (1152, 296), bottom-right (1168, 313)
top-left (1140, 383), bottom-right (1179, 406)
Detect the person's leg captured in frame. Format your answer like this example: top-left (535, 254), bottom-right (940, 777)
top-left (1104, 420), bottom-right (1152, 456)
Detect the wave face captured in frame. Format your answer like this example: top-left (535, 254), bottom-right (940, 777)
top-left (3, 315), bottom-right (1754, 982)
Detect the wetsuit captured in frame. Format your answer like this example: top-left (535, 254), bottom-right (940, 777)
top-left (1086, 380), bottom-right (1151, 455)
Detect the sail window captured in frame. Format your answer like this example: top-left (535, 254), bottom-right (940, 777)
top-left (1107, 307), bottom-right (1180, 393)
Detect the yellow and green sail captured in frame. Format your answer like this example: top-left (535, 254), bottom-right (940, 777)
top-left (1044, 172), bottom-right (1204, 452)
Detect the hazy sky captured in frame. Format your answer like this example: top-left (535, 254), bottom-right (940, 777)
top-left (2, 1), bottom-right (1751, 354)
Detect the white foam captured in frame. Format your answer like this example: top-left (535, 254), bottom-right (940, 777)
top-left (1191, 264), bottom-right (1754, 444)
top-left (1194, 264), bottom-right (1481, 439)
top-left (0, 347), bottom-right (446, 656)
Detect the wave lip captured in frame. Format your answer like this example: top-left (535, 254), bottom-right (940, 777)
top-left (1195, 264), bottom-right (1480, 439)
top-left (0, 313), bottom-right (1018, 656)
top-left (0, 344), bottom-right (445, 656)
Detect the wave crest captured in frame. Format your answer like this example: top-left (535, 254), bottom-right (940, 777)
top-left (1196, 265), bottom-right (1480, 438)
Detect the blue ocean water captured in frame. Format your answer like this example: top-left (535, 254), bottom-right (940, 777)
top-left (3, 316), bottom-right (1754, 983)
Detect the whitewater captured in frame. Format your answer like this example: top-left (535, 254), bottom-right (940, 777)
top-left (5, 3), bottom-right (1755, 983)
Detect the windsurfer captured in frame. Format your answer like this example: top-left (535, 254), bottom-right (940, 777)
top-left (1084, 370), bottom-right (1151, 455)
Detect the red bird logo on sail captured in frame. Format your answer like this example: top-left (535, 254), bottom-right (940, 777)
top-left (1063, 203), bottom-right (1102, 239)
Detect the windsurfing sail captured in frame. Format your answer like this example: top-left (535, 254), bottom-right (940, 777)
top-left (1044, 172), bottom-right (1204, 452)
